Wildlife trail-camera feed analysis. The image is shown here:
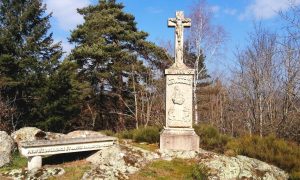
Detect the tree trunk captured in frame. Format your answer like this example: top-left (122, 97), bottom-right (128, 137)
top-left (259, 94), bottom-right (263, 137)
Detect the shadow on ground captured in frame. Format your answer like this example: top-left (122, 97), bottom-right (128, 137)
top-left (43, 151), bottom-right (97, 165)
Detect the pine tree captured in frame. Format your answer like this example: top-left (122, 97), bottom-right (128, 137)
top-left (0, 0), bottom-right (62, 129)
top-left (69, 0), bottom-right (168, 130)
top-left (35, 60), bottom-right (91, 132)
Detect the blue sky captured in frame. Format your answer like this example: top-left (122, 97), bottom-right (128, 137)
top-left (44, 0), bottom-right (300, 77)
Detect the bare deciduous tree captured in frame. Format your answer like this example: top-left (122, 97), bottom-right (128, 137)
top-left (186, 0), bottom-right (226, 124)
top-left (231, 25), bottom-right (278, 137)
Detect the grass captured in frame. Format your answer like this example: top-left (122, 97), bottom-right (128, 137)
top-left (131, 142), bottom-right (159, 152)
top-left (48, 162), bottom-right (90, 180)
top-left (129, 159), bottom-right (207, 180)
top-left (0, 152), bottom-right (27, 173)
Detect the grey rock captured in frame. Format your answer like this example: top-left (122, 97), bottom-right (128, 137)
top-left (199, 150), bottom-right (289, 180)
top-left (0, 131), bottom-right (14, 167)
top-left (45, 132), bottom-right (65, 140)
top-left (83, 143), bottom-right (159, 180)
top-left (11, 127), bottom-right (46, 145)
top-left (1, 167), bottom-right (65, 180)
top-left (159, 149), bottom-right (199, 160)
top-left (65, 130), bottom-right (105, 139)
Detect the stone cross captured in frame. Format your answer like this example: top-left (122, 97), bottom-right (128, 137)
top-left (168, 11), bottom-right (191, 65)
top-left (160, 11), bottom-right (199, 151)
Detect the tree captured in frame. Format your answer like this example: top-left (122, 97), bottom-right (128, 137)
top-left (0, 0), bottom-right (63, 129)
top-left (35, 60), bottom-right (91, 132)
top-left (232, 25), bottom-right (279, 137)
top-left (69, 0), bottom-right (168, 130)
top-left (278, 5), bottom-right (300, 141)
top-left (186, 0), bottom-right (226, 124)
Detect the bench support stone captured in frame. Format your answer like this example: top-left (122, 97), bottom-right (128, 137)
top-left (28, 156), bottom-right (42, 171)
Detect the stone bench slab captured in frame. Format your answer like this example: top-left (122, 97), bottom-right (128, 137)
top-left (20, 136), bottom-right (117, 157)
top-left (18, 136), bottom-right (117, 171)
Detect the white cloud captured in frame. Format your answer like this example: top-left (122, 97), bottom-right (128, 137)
top-left (240, 0), bottom-right (300, 20)
top-left (45, 0), bottom-right (91, 31)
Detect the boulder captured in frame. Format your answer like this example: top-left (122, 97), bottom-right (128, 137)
top-left (45, 132), bottom-right (65, 140)
top-left (83, 143), bottom-right (159, 180)
top-left (65, 130), bottom-right (105, 139)
top-left (0, 131), bottom-right (14, 167)
top-left (11, 127), bottom-right (46, 145)
top-left (198, 149), bottom-right (289, 180)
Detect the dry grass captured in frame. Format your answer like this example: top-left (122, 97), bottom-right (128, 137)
top-left (129, 159), bottom-right (207, 180)
top-left (47, 160), bottom-right (90, 180)
top-left (131, 142), bottom-right (159, 152)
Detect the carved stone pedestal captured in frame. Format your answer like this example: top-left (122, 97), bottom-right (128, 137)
top-left (159, 67), bottom-right (199, 151)
top-left (160, 128), bottom-right (199, 151)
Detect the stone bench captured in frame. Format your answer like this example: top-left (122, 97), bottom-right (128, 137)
top-left (19, 136), bottom-right (117, 170)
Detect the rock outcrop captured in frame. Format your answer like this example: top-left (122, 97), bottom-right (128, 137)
top-left (1, 167), bottom-right (65, 180)
top-left (0, 131), bottom-right (14, 167)
top-left (45, 132), bottom-right (65, 140)
top-left (83, 142), bottom-right (159, 180)
top-left (65, 130), bottom-right (105, 139)
top-left (11, 128), bottom-right (105, 143)
top-left (84, 144), bottom-right (288, 180)
top-left (199, 150), bottom-right (289, 180)
top-left (11, 127), bottom-right (46, 145)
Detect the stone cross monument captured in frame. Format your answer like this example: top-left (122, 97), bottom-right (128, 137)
top-left (160, 11), bottom-right (199, 151)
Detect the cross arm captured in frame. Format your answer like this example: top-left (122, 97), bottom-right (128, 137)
top-left (168, 18), bottom-right (176, 27)
top-left (182, 18), bottom-right (191, 27)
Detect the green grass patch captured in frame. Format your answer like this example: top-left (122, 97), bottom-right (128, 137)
top-left (129, 159), bottom-right (207, 180)
top-left (0, 152), bottom-right (27, 173)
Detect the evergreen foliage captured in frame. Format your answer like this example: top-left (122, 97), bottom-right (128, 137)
top-left (35, 61), bottom-right (90, 132)
top-left (0, 0), bottom-right (63, 130)
top-left (0, 0), bottom-right (85, 132)
top-left (69, 0), bottom-right (169, 130)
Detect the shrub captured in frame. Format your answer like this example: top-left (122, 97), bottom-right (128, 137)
top-left (226, 135), bottom-right (300, 179)
top-left (100, 130), bottom-right (115, 136)
top-left (115, 126), bottom-right (160, 144)
top-left (194, 124), bottom-right (232, 153)
top-left (117, 130), bottom-right (134, 139)
top-left (132, 126), bottom-right (160, 144)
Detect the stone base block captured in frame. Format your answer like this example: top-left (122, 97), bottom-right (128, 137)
top-left (28, 156), bottom-right (42, 171)
top-left (160, 128), bottom-right (199, 151)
